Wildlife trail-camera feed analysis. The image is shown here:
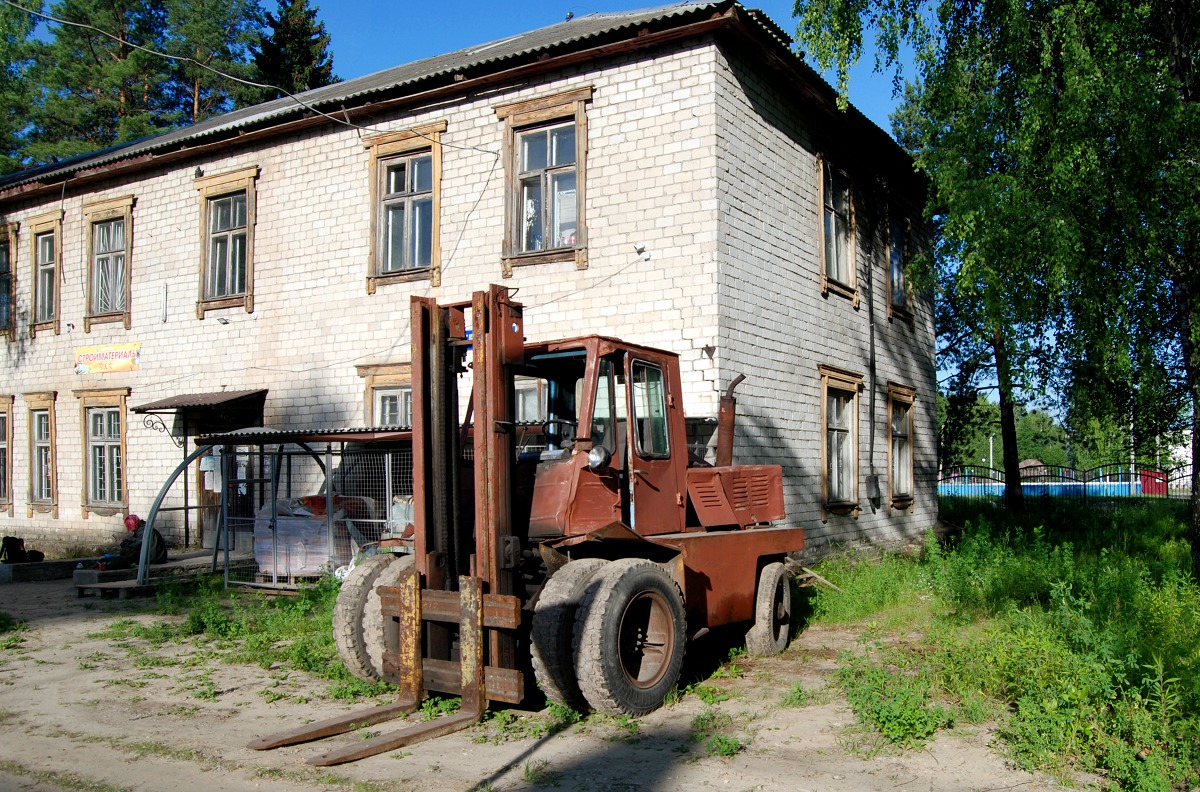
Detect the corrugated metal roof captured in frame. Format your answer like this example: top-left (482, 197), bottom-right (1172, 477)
top-left (131, 389), bottom-right (268, 413)
top-left (197, 425), bottom-right (414, 444)
top-left (2, 1), bottom-right (780, 193)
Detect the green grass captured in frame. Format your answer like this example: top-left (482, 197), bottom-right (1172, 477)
top-left (808, 501), bottom-right (1200, 790)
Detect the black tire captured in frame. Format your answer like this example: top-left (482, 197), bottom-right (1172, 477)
top-left (333, 553), bottom-right (395, 683)
top-left (531, 558), bottom-right (608, 710)
top-left (573, 558), bottom-right (686, 716)
top-left (363, 554), bottom-right (416, 681)
top-left (744, 562), bottom-right (792, 657)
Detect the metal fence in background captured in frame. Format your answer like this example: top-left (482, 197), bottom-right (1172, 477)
top-left (216, 443), bottom-right (416, 589)
top-left (938, 462), bottom-right (1194, 505)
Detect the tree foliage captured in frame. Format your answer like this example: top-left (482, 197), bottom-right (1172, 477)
top-left (164, 0), bottom-right (261, 122)
top-left (792, 0), bottom-right (1200, 554)
top-left (0, 2), bottom-right (38, 175)
top-left (247, 0), bottom-right (336, 104)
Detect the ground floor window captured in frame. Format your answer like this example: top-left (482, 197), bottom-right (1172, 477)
top-left (75, 388), bottom-right (129, 516)
top-left (818, 365), bottom-right (863, 517)
top-left (888, 383), bottom-right (916, 508)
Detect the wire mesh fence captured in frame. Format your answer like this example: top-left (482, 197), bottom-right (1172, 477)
top-left (215, 443), bottom-right (417, 589)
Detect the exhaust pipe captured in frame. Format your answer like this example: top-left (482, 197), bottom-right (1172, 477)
top-left (715, 374), bottom-right (745, 468)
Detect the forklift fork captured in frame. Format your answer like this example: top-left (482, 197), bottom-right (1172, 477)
top-left (247, 569), bottom-right (521, 765)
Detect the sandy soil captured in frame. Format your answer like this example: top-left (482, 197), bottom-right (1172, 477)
top-left (0, 578), bottom-right (1070, 792)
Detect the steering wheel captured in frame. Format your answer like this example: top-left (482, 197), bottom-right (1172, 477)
top-left (543, 419), bottom-right (578, 448)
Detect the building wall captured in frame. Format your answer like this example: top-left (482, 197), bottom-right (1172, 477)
top-left (0, 41), bottom-right (726, 550)
top-left (712, 45), bottom-right (937, 552)
top-left (0, 35), bottom-right (935, 555)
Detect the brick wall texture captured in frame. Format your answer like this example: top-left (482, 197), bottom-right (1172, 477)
top-left (0, 36), bottom-right (936, 554)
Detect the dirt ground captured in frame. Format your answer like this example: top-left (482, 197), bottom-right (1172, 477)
top-left (0, 578), bottom-right (1071, 792)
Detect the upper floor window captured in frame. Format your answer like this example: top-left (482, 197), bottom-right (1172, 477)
top-left (25, 391), bottom-right (57, 517)
top-left (364, 122), bottom-right (445, 292)
top-left (819, 365), bottom-right (862, 516)
top-left (28, 211), bottom-right (61, 336)
top-left (195, 167), bottom-right (257, 318)
top-left (496, 86), bottom-right (592, 276)
top-left (0, 223), bottom-right (15, 339)
top-left (0, 395), bottom-right (11, 514)
top-left (888, 213), bottom-right (913, 319)
top-left (84, 196), bottom-right (135, 330)
top-left (819, 159), bottom-right (857, 305)
top-left (207, 193), bottom-right (246, 298)
top-left (888, 384), bottom-right (916, 508)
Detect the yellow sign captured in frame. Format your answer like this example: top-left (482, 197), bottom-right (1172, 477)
top-left (74, 343), bottom-right (141, 374)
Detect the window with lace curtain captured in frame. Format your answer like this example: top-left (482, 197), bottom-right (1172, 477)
top-left (84, 196), bottom-right (134, 330)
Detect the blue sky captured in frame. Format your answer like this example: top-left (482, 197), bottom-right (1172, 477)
top-left (318, 0), bottom-right (905, 136)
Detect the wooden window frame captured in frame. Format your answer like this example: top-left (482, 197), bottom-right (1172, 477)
top-left (0, 395), bottom-right (12, 515)
top-left (195, 166), bottom-right (258, 318)
top-left (818, 365), bottom-right (862, 519)
top-left (75, 388), bottom-right (130, 518)
top-left (887, 383), bottom-right (916, 510)
top-left (83, 196), bottom-right (135, 331)
top-left (496, 86), bottom-right (592, 277)
top-left (0, 222), bottom-right (16, 341)
top-left (364, 121), bottom-right (445, 292)
top-left (28, 211), bottom-right (62, 337)
top-left (25, 391), bottom-right (57, 518)
top-left (356, 363), bottom-right (412, 425)
top-left (817, 157), bottom-right (858, 307)
top-left (887, 211), bottom-right (914, 321)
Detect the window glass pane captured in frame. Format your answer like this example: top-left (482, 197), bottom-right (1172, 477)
top-left (411, 155), bottom-right (433, 192)
top-left (91, 411), bottom-right (104, 439)
top-left (521, 129), bottom-right (548, 171)
top-left (92, 445), bottom-right (106, 502)
top-left (631, 361), bottom-right (669, 458)
top-left (111, 446), bottom-right (122, 501)
top-left (387, 162), bottom-right (407, 196)
top-left (231, 234), bottom-right (247, 294)
top-left (210, 236), bottom-right (228, 296)
top-left (385, 204), bottom-right (405, 271)
top-left (551, 171), bottom-right (577, 247)
top-left (231, 193), bottom-right (247, 228)
top-left (211, 197), bottom-right (231, 233)
top-left (107, 410), bottom-right (121, 439)
top-left (412, 197), bottom-right (433, 267)
top-left (34, 412), bottom-right (48, 441)
top-left (514, 376), bottom-right (547, 423)
top-left (38, 232), bottom-right (54, 265)
top-left (520, 177), bottom-right (543, 252)
top-left (550, 124), bottom-right (575, 166)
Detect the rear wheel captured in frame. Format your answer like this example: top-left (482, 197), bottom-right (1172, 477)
top-left (333, 553), bottom-right (395, 683)
top-left (363, 554), bottom-right (416, 681)
top-left (573, 559), bottom-right (686, 716)
top-left (744, 562), bottom-right (792, 657)
top-left (531, 558), bottom-right (608, 710)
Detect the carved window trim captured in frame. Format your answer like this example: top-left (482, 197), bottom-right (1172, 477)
top-left (25, 391), bottom-right (57, 518)
top-left (28, 211), bottom-right (62, 338)
top-left (83, 195), bottom-right (135, 331)
top-left (818, 364), bottom-right (862, 520)
top-left (356, 363), bottom-right (412, 425)
top-left (817, 156), bottom-right (858, 307)
top-left (0, 395), bottom-right (12, 515)
top-left (0, 222), bottom-right (17, 342)
top-left (496, 86), bottom-right (592, 277)
top-left (195, 166), bottom-right (258, 318)
top-left (74, 387), bottom-right (130, 518)
top-left (887, 210), bottom-right (914, 322)
top-left (364, 121), bottom-right (445, 291)
top-left (887, 383), bottom-right (916, 510)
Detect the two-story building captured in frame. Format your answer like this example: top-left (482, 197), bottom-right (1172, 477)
top-left (0, 0), bottom-right (935, 557)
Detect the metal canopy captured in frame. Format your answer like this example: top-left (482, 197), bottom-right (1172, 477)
top-left (132, 389), bottom-right (268, 414)
top-left (197, 425), bottom-right (413, 445)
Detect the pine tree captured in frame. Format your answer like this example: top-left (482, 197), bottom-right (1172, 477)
top-left (164, 0), bottom-right (262, 123)
top-left (248, 0), bottom-right (336, 104)
top-left (0, 1), bottom-right (38, 174)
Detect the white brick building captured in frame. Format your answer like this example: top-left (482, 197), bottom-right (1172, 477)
top-left (0, 1), bottom-right (935, 555)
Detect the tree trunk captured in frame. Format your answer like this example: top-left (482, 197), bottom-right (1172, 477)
top-left (1184, 301), bottom-right (1200, 574)
top-left (993, 328), bottom-right (1024, 512)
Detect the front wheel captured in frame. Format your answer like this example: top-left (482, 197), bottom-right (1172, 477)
top-left (744, 562), bottom-right (793, 657)
top-left (573, 559), bottom-right (686, 716)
